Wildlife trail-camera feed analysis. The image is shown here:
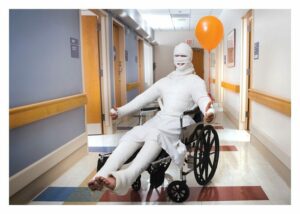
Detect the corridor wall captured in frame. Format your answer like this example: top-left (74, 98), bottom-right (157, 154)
top-left (9, 10), bottom-right (86, 194)
top-left (251, 10), bottom-right (291, 168)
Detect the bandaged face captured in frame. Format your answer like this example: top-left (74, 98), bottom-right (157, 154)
top-left (173, 43), bottom-right (193, 71)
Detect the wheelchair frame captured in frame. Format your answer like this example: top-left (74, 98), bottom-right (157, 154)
top-left (97, 106), bottom-right (220, 203)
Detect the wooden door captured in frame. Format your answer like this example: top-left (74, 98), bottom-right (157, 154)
top-left (137, 39), bottom-right (145, 93)
top-left (192, 48), bottom-right (204, 79)
top-left (81, 16), bottom-right (102, 126)
top-left (113, 23), bottom-right (122, 107)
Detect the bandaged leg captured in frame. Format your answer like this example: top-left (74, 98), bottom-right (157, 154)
top-left (110, 140), bottom-right (162, 195)
top-left (88, 140), bottom-right (142, 191)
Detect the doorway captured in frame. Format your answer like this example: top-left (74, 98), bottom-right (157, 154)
top-left (241, 10), bottom-right (253, 130)
top-left (113, 21), bottom-right (126, 107)
top-left (81, 15), bottom-right (103, 135)
top-left (192, 48), bottom-right (204, 79)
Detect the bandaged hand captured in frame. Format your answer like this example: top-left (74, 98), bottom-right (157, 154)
top-left (110, 107), bottom-right (118, 120)
top-left (204, 102), bottom-right (215, 123)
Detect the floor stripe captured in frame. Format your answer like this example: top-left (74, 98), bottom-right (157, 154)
top-left (100, 186), bottom-right (268, 202)
top-left (220, 145), bottom-right (238, 151)
top-left (213, 125), bottom-right (224, 129)
top-left (33, 186), bottom-right (268, 203)
top-left (89, 145), bottom-right (237, 153)
top-left (34, 187), bottom-right (101, 202)
top-left (88, 146), bottom-right (115, 153)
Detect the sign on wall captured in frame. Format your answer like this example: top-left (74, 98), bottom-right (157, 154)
top-left (254, 42), bottom-right (259, 60)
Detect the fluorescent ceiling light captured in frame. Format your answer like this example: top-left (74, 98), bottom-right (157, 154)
top-left (140, 14), bottom-right (173, 30)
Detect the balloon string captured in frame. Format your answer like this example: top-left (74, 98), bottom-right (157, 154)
top-left (208, 50), bottom-right (215, 103)
top-left (208, 50), bottom-right (211, 93)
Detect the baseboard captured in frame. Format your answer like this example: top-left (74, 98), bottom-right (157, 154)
top-left (87, 123), bottom-right (102, 135)
top-left (250, 125), bottom-right (290, 187)
top-left (223, 105), bottom-right (239, 128)
top-left (9, 132), bottom-right (88, 201)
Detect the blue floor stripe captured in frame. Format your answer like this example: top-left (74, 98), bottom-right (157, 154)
top-left (34, 187), bottom-right (101, 202)
top-left (88, 146), bottom-right (116, 153)
top-left (34, 187), bottom-right (75, 201)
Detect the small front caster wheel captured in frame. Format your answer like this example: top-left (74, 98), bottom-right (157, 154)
top-left (167, 180), bottom-right (189, 202)
top-left (131, 175), bottom-right (141, 191)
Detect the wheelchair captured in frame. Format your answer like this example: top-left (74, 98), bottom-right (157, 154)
top-left (96, 105), bottom-right (220, 203)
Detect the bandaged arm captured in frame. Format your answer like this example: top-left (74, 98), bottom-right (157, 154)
top-left (117, 79), bottom-right (162, 117)
top-left (191, 76), bottom-right (212, 115)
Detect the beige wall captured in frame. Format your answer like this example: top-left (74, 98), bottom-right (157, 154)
top-left (154, 30), bottom-right (201, 81)
top-left (250, 9), bottom-right (291, 168)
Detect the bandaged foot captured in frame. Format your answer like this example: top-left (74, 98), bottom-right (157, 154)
top-left (99, 175), bottom-right (116, 190)
top-left (88, 176), bottom-right (104, 191)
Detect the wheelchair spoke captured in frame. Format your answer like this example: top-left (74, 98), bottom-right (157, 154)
top-left (207, 130), bottom-right (211, 144)
top-left (208, 157), bottom-right (213, 168)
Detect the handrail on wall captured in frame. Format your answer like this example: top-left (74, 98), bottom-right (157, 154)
top-left (126, 82), bottom-right (139, 91)
top-left (248, 89), bottom-right (291, 117)
top-left (221, 81), bottom-right (240, 93)
top-left (10, 94), bottom-right (87, 129)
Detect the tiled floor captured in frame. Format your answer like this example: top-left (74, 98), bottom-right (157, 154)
top-left (29, 109), bottom-right (291, 205)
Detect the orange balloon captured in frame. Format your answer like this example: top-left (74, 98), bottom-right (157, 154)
top-left (195, 16), bottom-right (224, 51)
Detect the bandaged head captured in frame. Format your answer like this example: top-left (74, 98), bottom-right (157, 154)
top-left (173, 42), bottom-right (193, 71)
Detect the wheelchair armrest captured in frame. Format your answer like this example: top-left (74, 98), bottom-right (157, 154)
top-left (183, 107), bottom-right (200, 116)
top-left (140, 106), bottom-right (161, 112)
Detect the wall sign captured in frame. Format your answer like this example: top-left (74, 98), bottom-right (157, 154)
top-left (254, 42), bottom-right (259, 60)
top-left (70, 37), bottom-right (79, 58)
top-left (125, 50), bottom-right (128, 61)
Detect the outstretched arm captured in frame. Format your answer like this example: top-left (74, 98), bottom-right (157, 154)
top-left (116, 80), bottom-right (162, 118)
top-left (191, 77), bottom-right (214, 122)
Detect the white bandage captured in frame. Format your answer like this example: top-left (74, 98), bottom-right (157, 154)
top-left (206, 107), bottom-right (215, 117)
top-left (110, 108), bottom-right (118, 115)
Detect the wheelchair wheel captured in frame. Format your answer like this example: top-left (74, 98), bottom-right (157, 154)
top-left (167, 181), bottom-right (190, 203)
top-left (193, 125), bottom-right (219, 185)
top-left (131, 175), bottom-right (141, 191)
top-left (97, 155), bottom-right (109, 172)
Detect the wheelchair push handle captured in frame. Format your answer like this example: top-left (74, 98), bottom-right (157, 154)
top-left (183, 107), bottom-right (200, 116)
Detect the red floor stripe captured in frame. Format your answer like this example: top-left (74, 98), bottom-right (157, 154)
top-left (99, 186), bottom-right (268, 202)
top-left (191, 145), bottom-right (238, 152)
top-left (220, 145), bottom-right (238, 151)
top-left (213, 125), bottom-right (224, 129)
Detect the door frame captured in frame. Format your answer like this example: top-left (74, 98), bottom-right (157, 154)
top-left (112, 18), bottom-right (127, 106)
top-left (240, 9), bottom-right (254, 130)
top-left (137, 36), bottom-right (145, 93)
top-left (87, 9), bottom-right (113, 134)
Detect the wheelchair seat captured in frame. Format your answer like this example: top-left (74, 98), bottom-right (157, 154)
top-left (180, 122), bottom-right (204, 145)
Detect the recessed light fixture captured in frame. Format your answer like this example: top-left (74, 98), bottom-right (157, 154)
top-left (119, 12), bottom-right (127, 18)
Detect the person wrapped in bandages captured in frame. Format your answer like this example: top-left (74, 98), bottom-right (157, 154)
top-left (88, 42), bottom-right (215, 195)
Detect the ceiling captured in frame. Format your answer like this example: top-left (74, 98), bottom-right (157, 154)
top-left (138, 9), bottom-right (223, 31)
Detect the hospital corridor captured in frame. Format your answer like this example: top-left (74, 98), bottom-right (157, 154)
top-left (8, 9), bottom-right (291, 205)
